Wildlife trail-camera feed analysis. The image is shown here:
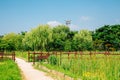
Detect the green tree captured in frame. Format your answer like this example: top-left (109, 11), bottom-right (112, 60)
top-left (65, 31), bottom-right (78, 51)
top-left (22, 25), bottom-right (53, 51)
top-left (15, 33), bottom-right (24, 50)
top-left (64, 40), bottom-right (71, 51)
top-left (0, 36), bottom-right (6, 51)
top-left (51, 25), bottom-right (70, 51)
top-left (2, 33), bottom-right (17, 51)
top-left (73, 30), bottom-right (93, 51)
top-left (93, 25), bottom-right (120, 51)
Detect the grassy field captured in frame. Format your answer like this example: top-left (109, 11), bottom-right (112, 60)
top-left (0, 58), bottom-right (22, 80)
top-left (16, 51), bottom-right (120, 80)
top-left (41, 52), bottom-right (120, 80)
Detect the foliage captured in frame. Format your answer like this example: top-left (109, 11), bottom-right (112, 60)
top-left (0, 59), bottom-right (22, 80)
top-left (22, 25), bottom-right (53, 51)
top-left (1, 33), bottom-right (17, 51)
top-left (64, 40), bottom-right (72, 51)
top-left (0, 24), bottom-right (120, 51)
top-left (0, 32), bottom-right (25, 51)
top-left (16, 51), bottom-right (28, 60)
top-left (93, 25), bottom-right (120, 51)
top-left (66, 31), bottom-right (78, 51)
top-left (50, 25), bottom-right (70, 51)
top-left (73, 30), bottom-right (93, 51)
top-left (40, 52), bottom-right (120, 80)
top-left (48, 55), bottom-right (58, 65)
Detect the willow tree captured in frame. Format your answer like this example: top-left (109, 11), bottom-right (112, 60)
top-left (22, 25), bottom-right (53, 51)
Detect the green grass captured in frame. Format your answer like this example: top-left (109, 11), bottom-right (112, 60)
top-left (0, 59), bottom-right (22, 80)
top-left (41, 53), bottom-right (120, 80)
top-left (15, 51), bottom-right (120, 80)
top-left (16, 51), bottom-right (28, 61)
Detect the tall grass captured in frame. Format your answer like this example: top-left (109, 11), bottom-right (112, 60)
top-left (16, 51), bottom-right (120, 80)
top-left (0, 59), bottom-right (22, 80)
top-left (42, 54), bottom-right (120, 80)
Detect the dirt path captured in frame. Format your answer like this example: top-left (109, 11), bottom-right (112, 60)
top-left (16, 58), bottom-right (54, 80)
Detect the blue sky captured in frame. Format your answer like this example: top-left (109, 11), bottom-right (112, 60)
top-left (0, 0), bottom-right (120, 35)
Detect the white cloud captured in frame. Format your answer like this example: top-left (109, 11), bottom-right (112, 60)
top-left (47, 21), bottom-right (80, 31)
top-left (80, 16), bottom-right (91, 21)
top-left (69, 24), bottom-right (80, 31)
top-left (47, 21), bottom-right (62, 27)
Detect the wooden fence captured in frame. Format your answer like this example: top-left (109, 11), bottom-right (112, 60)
top-left (28, 51), bottom-right (120, 64)
top-left (28, 51), bottom-right (50, 64)
top-left (0, 52), bottom-right (15, 61)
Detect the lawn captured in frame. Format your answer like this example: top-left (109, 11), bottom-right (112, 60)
top-left (0, 59), bottom-right (22, 80)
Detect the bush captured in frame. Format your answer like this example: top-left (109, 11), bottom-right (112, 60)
top-left (48, 55), bottom-right (58, 65)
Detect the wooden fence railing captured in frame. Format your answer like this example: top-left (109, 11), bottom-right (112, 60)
top-left (0, 52), bottom-right (15, 61)
top-left (28, 51), bottom-right (50, 64)
top-left (28, 51), bottom-right (120, 64)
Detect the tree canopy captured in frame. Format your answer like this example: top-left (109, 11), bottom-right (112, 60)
top-left (22, 25), bottom-right (53, 51)
top-left (0, 24), bottom-right (120, 51)
top-left (73, 30), bottom-right (93, 51)
top-left (93, 25), bottom-right (120, 51)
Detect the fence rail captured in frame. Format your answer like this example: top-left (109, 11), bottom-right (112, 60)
top-left (28, 51), bottom-right (120, 64)
top-left (0, 52), bottom-right (15, 61)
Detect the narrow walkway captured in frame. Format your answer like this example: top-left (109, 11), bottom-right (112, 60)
top-left (16, 58), bottom-right (53, 80)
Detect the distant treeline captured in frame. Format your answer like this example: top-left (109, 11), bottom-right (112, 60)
top-left (0, 24), bottom-right (120, 51)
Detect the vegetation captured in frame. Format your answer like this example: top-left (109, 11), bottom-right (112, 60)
top-left (73, 30), bottom-right (93, 51)
top-left (0, 24), bottom-right (120, 80)
top-left (16, 51), bottom-right (28, 60)
top-left (15, 51), bottom-right (120, 80)
top-left (23, 25), bottom-right (53, 51)
top-left (0, 59), bottom-right (22, 80)
top-left (0, 24), bottom-right (120, 51)
top-left (40, 53), bottom-right (120, 80)
top-left (48, 55), bottom-right (58, 65)
top-left (93, 25), bottom-right (120, 51)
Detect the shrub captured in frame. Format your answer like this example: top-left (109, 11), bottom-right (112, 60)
top-left (48, 55), bottom-right (58, 65)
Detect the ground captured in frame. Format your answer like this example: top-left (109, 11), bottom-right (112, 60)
top-left (16, 58), bottom-right (54, 80)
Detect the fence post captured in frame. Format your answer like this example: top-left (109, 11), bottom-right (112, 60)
top-left (80, 51), bottom-right (83, 59)
top-left (33, 52), bottom-right (35, 65)
top-left (74, 52), bottom-right (77, 59)
top-left (28, 51), bottom-right (30, 62)
top-left (12, 52), bottom-right (13, 60)
top-left (68, 52), bottom-right (70, 60)
top-left (60, 51), bottom-right (62, 65)
top-left (13, 52), bottom-right (15, 61)
top-left (94, 51), bottom-right (97, 55)
top-left (90, 51), bottom-right (92, 58)
top-left (105, 51), bottom-right (110, 56)
top-left (0, 52), bottom-right (4, 59)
